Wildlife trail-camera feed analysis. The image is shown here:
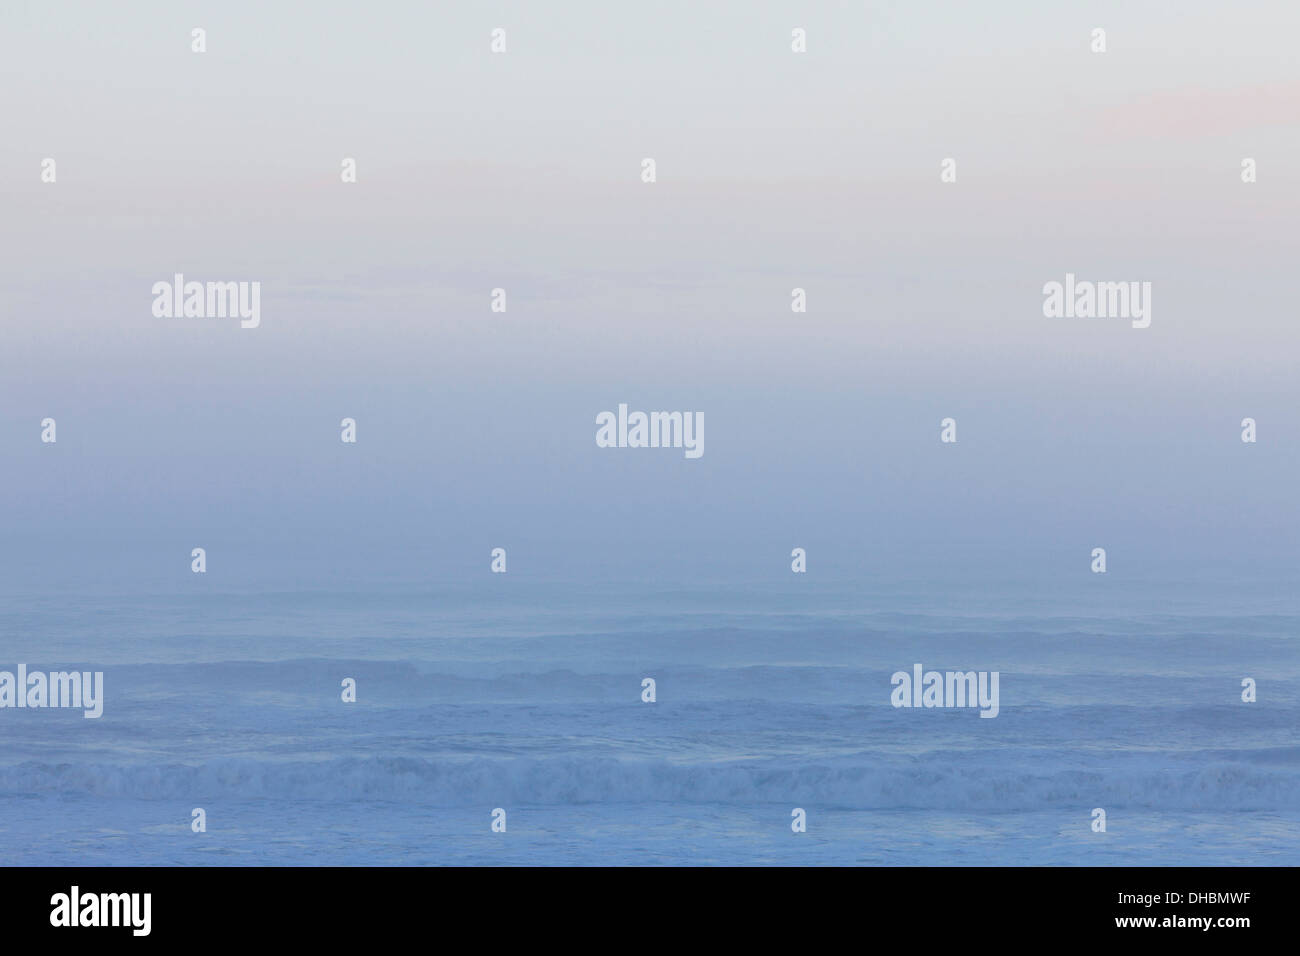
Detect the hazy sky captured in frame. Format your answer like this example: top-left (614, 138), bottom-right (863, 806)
top-left (2, 1), bottom-right (1297, 590)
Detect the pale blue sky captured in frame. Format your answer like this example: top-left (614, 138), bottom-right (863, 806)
top-left (1, 1), bottom-right (1297, 590)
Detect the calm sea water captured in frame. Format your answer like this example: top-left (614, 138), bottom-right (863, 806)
top-left (2, 579), bottom-right (1298, 865)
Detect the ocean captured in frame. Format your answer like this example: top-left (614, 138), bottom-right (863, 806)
top-left (2, 578), bottom-right (1298, 865)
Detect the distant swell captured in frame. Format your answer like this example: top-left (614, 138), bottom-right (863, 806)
top-left (4, 756), bottom-right (1298, 811)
